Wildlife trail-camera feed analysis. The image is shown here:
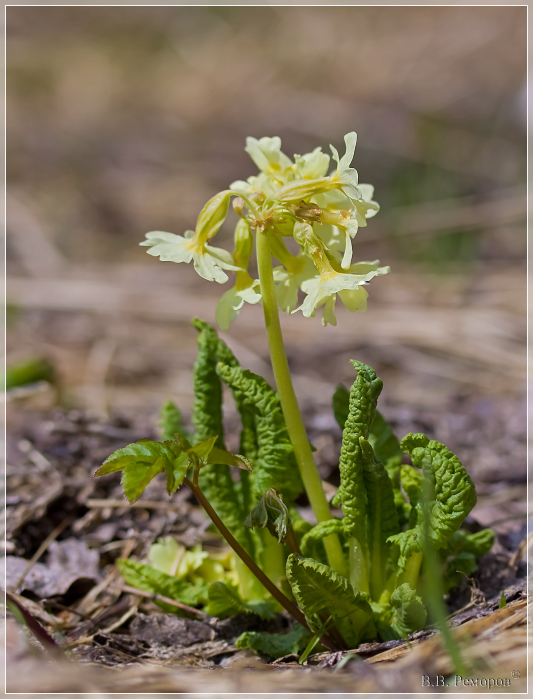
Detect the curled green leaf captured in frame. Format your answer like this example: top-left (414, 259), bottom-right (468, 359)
top-left (388, 434), bottom-right (477, 569)
top-left (244, 488), bottom-right (290, 544)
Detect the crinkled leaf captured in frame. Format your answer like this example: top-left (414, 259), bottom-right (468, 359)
top-left (159, 399), bottom-right (189, 440)
top-left (217, 362), bottom-right (304, 502)
top-left (390, 583), bottom-right (427, 638)
top-left (192, 321), bottom-right (254, 556)
top-left (388, 434), bottom-right (477, 568)
top-left (286, 554), bottom-right (373, 648)
top-left (205, 581), bottom-right (275, 620)
top-left (192, 321), bottom-right (225, 448)
top-left (117, 559), bottom-right (208, 611)
top-left (400, 464), bottom-right (423, 527)
top-left (236, 624), bottom-right (310, 659)
top-left (338, 361), bottom-right (383, 546)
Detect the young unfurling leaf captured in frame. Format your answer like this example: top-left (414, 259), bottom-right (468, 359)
top-left (159, 399), bottom-right (189, 440)
top-left (244, 488), bottom-right (291, 544)
top-left (300, 520), bottom-right (345, 563)
top-left (388, 434), bottom-right (477, 569)
top-left (338, 361), bottom-right (383, 544)
top-left (359, 436), bottom-right (398, 600)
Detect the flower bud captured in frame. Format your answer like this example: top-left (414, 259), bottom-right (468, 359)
top-left (233, 219), bottom-right (254, 270)
top-left (195, 190), bottom-right (232, 243)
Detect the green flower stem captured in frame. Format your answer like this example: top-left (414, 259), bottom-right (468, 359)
top-left (348, 537), bottom-right (369, 594)
top-left (256, 229), bottom-right (346, 576)
top-left (260, 530), bottom-right (287, 588)
top-left (233, 557), bottom-right (268, 601)
top-left (400, 551), bottom-right (423, 591)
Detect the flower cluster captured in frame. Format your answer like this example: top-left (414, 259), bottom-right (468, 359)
top-left (141, 132), bottom-right (389, 327)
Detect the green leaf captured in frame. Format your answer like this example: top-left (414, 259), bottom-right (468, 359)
top-left (122, 459), bottom-right (165, 502)
top-left (388, 434), bottom-right (478, 568)
top-left (187, 435), bottom-right (218, 460)
top-left (359, 436), bottom-right (398, 600)
top-left (286, 554), bottom-right (373, 648)
top-left (94, 440), bottom-right (186, 501)
top-left (368, 410), bottom-right (402, 465)
top-left (440, 528), bottom-right (495, 591)
top-left (205, 447), bottom-right (253, 472)
top-left (217, 362), bottom-right (304, 502)
top-left (499, 592), bottom-right (507, 609)
top-left (192, 320), bottom-right (255, 557)
top-left (332, 384), bottom-right (350, 430)
top-left (373, 583), bottom-right (427, 640)
top-left (236, 624), bottom-right (310, 659)
top-left (338, 361), bottom-right (383, 546)
top-left (368, 410), bottom-right (407, 526)
top-left (6, 357), bottom-right (55, 391)
top-left (159, 399), bottom-right (189, 440)
top-left (205, 581), bottom-right (275, 620)
top-left (390, 583), bottom-right (427, 637)
top-left (192, 321), bottom-right (226, 448)
top-left (117, 559), bottom-right (208, 611)
top-left (300, 519), bottom-right (345, 563)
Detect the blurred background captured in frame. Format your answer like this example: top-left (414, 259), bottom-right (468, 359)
top-left (6, 6), bottom-right (527, 497)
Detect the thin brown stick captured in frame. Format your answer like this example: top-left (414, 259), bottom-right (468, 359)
top-left (115, 584), bottom-right (216, 624)
top-left (286, 528), bottom-right (302, 556)
top-left (184, 477), bottom-right (338, 650)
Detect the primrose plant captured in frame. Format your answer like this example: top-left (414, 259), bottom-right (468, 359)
top-left (95, 133), bottom-right (494, 657)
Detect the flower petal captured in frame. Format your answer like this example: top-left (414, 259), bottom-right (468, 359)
top-left (322, 296), bottom-right (337, 326)
top-left (140, 232), bottom-right (195, 264)
top-left (205, 244), bottom-right (243, 271)
top-left (339, 286), bottom-right (368, 312)
top-left (193, 252), bottom-right (229, 283)
top-left (215, 282), bottom-right (262, 330)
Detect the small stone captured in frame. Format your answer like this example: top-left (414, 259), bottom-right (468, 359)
top-left (129, 613), bottom-right (215, 646)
